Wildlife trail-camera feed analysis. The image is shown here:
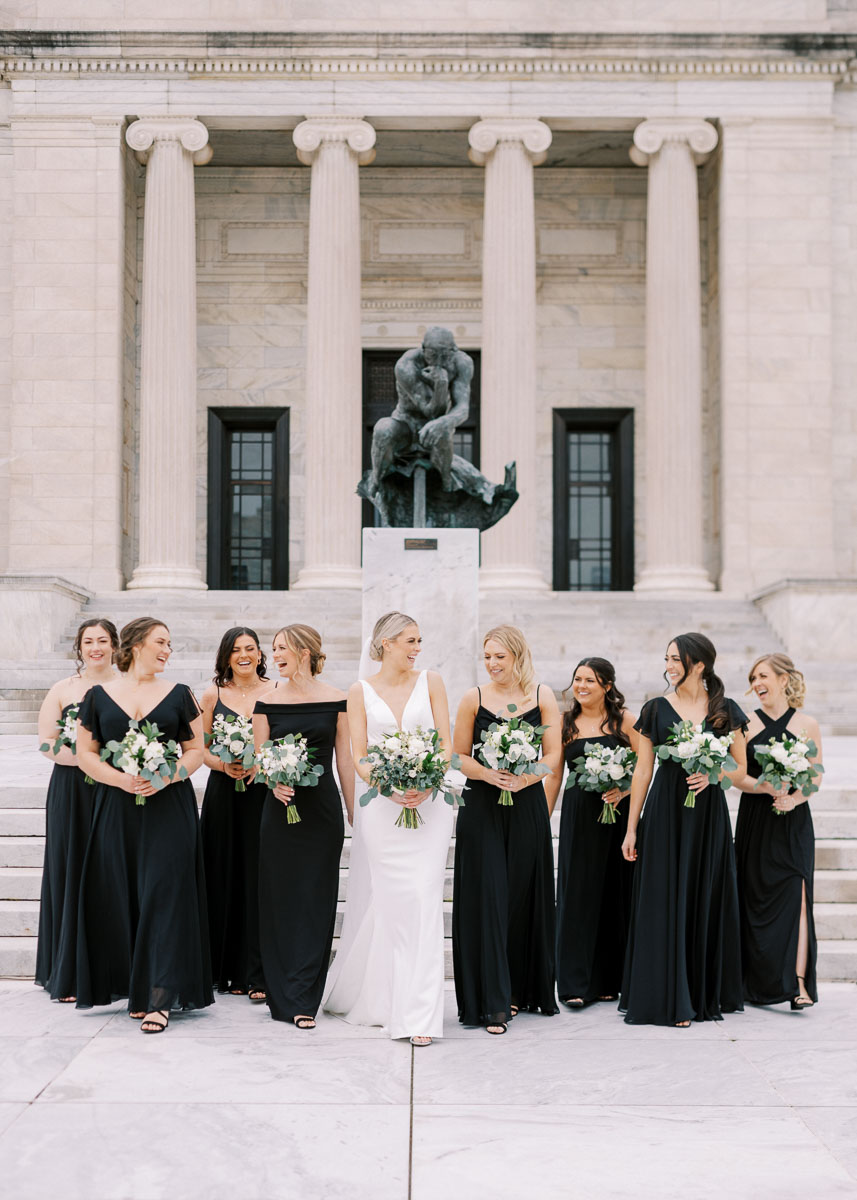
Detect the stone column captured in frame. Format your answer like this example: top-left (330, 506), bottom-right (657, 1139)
top-left (630, 118), bottom-right (718, 592)
top-left (469, 118), bottom-right (552, 590)
top-left (126, 117), bottom-right (212, 591)
top-left (292, 117), bottom-right (376, 589)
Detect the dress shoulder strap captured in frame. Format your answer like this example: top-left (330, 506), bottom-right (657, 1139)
top-left (476, 685), bottom-right (482, 704)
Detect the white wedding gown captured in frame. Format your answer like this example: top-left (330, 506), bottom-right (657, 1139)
top-left (323, 669), bottom-right (454, 1039)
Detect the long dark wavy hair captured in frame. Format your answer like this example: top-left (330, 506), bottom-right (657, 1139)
top-left (213, 627), bottom-right (268, 688)
top-left (666, 632), bottom-right (729, 731)
top-left (73, 617), bottom-right (119, 674)
top-left (561, 657), bottom-right (628, 745)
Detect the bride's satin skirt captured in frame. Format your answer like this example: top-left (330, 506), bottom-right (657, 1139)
top-left (323, 788), bottom-right (453, 1039)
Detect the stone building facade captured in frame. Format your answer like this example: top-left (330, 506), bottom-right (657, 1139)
top-left (1, 2), bottom-right (856, 663)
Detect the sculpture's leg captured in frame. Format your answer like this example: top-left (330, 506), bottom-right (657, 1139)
top-left (367, 416), bottom-right (410, 497)
top-left (429, 437), bottom-right (455, 491)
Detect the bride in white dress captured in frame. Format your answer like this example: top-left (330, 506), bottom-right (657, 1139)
top-left (323, 611), bottom-right (455, 1045)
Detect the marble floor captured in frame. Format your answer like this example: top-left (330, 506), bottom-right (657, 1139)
top-left (0, 982), bottom-right (856, 1199)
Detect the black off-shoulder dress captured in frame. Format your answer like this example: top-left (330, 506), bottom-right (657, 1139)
top-left (75, 684), bottom-right (214, 1015)
top-left (620, 695), bottom-right (746, 1026)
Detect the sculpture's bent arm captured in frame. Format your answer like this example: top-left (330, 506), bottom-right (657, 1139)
top-left (446, 352), bottom-right (473, 429)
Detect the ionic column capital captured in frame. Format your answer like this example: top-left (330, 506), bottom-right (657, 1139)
top-left (292, 117), bottom-right (376, 166)
top-left (126, 116), bottom-right (212, 165)
top-left (630, 118), bottom-right (718, 167)
top-left (467, 118), bottom-right (553, 166)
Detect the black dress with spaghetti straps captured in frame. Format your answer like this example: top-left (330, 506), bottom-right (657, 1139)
top-left (35, 704), bottom-right (96, 1000)
top-left (199, 693), bottom-right (267, 995)
top-left (620, 695), bottom-right (746, 1026)
top-left (254, 694), bottom-right (346, 1022)
top-left (75, 684), bottom-right (214, 1014)
top-left (452, 686), bottom-right (558, 1027)
top-left (735, 707), bottom-right (818, 1005)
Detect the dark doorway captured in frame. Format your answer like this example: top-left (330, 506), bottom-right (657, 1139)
top-left (361, 349), bottom-right (481, 528)
top-left (552, 408), bottom-right (634, 591)
top-left (207, 407), bottom-right (289, 590)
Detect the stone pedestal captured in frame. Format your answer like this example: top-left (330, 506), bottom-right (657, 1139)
top-left (362, 528), bottom-right (479, 715)
top-left (631, 118), bottom-right (718, 593)
top-left (293, 118), bottom-right (376, 589)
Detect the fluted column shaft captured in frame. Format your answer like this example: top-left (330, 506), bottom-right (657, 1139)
top-left (631, 119), bottom-right (718, 592)
top-left (126, 117), bottom-right (211, 591)
top-left (293, 118), bottom-right (376, 589)
top-left (469, 119), bottom-right (551, 589)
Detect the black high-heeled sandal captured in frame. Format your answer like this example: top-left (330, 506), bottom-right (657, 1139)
top-left (791, 976), bottom-right (814, 1010)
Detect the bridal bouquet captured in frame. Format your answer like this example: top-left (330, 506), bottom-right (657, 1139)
top-left (255, 733), bottom-right (323, 824)
top-left (657, 720), bottom-right (737, 809)
top-left (205, 712), bottom-right (256, 792)
top-left (360, 726), bottom-right (461, 830)
top-left (100, 720), bottom-right (188, 806)
top-left (753, 732), bottom-right (824, 815)
top-left (40, 704), bottom-right (94, 784)
top-left (565, 742), bottom-right (637, 825)
top-left (479, 705), bottom-right (551, 806)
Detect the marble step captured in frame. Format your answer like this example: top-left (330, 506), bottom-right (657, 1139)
top-left (813, 903), bottom-right (857, 940)
top-left (0, 839), bottom-right (44, 868)
top-left (0, 868), bottom-right (42, 900)
top-left (815, 870), bottom-right (857, 903)
top-left (816, 840), bottom-right (857, 870)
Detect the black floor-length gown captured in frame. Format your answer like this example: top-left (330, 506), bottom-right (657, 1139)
top-left (453, 689), bottom-right (558, 1027)
top-left (254, 697), bottom-right (345, 1023)
top-left (75, 684), bottom-right (213, 1014)
top-left (620, 696), bottom-right (746, 1026)
top-left (200, 695), bottom-right (266, 995)
top-left (556, 734), bottom-right (634, 1004)
top-left (35, 705), bottom-right (96, 1000)
top-left (735, 707), bottom-right (818, 1005)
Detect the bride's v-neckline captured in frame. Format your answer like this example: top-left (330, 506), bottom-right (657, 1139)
top-left (363, 671), bottom-right (424, 730)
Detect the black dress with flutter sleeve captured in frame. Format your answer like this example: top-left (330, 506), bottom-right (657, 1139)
top-left (620, 695), bottom-right (746, 1026)
top-left (555, 733), bottom-right (634, 1004)
top-left (75, 684), bottom-right (214, 1015)
top-left (200, 694), bottom-right (267, 996)
top-left (35, 703), bottom-right (96, 1000)
top-left (254, 696), bottom-right (346, 1023)
top-left (735, 707), bottom-right (818, 1005)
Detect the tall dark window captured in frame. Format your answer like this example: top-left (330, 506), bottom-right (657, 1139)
top-left (207, 408), bottom-right (289, 590)
top-left (553, 408), bottom-right (634, 591)
top-left (361, 349), bottom-right (481, 528)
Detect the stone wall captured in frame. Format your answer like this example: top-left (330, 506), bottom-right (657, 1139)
top-left (0, 94), bottom-right (11, 577)
top-left (832, 89), bottom-right (857, 579)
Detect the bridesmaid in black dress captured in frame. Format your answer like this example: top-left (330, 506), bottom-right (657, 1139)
top-left (200, 627), bottom-right (270, 1002)
top-left (35, 618), bottom-right (119, 1002)
top-left (734, 653), bottom-right (822, 1010)
top-left (75, 617), bottom-right (213, 1033)
top-left (620, 632), bottom-right (747, 1027)
top-left (544, 658), bottom-right (637, 1008)
top-left (253, 624), bottom-right (354, 1029)
top-left (452, 625), bottom-right (562, 1034)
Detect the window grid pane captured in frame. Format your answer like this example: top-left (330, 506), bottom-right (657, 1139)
top-left (566, 430), bottom-right (613, 592)
top-left (228, 429), bottom-right (275, 591)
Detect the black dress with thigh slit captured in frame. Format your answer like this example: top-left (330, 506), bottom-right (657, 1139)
top-left (75, 684), bottom-right (214, 1014)
top-left (620, 696), bottom-right (746, 1026)
top-left (35, 705), bottom-right (96, 1000)
top-left (254, 698), bottom-right (345, 1023)
top-left (555, 734), bottom-right (635, 1004)
top-left (200, 695), bottom-right (267, 995)
top-left (735, 707), bottom-right (818, 1005)
top-left (452, 689), bottom-right (558, 1027)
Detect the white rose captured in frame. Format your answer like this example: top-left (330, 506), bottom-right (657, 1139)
top-left (584, 756), bottom-right (601, 775)
top-left (608, 762), bottom-right (625, 781)
top-left (229, 739), bottom-right (245, 754)
top-left (769, 742), bottom-right (788, 763)
top-left (677, 742), bottom-right (696, 760)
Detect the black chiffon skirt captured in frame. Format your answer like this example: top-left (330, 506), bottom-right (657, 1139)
top-left (735, 794), bottom-right (817, 1004)
top-left (453, 779), bottom-right (558, 1026)
top-left (200, 772), bottom-right (266, 994)
top-left (35, 765), bottom-right (95, 999)
top-left (76, 779), bottom-right (214, 1014)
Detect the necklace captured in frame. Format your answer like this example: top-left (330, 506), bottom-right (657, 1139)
top-left (231, 676), bottom-right (264, 698)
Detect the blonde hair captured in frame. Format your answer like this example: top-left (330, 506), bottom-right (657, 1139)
top-left (369, 611), bottom-right (417, 662)
top-left (747, 652), bottom-right (806, 709)
top-left (483, 625), bottom-right (535, 698)
top-left (275, 623), bottom-right (326, 677)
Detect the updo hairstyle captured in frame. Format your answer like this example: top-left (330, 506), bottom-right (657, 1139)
top-left (115, 617), bottom-right (168, 674)
top-left (483, 624), bottom-right (535, 698)
top-left (747, 652), bottom-right (806, 709)
top-left (276, 623), bottom-right (326, 677)
top-left (369, 611), bottom-right (418, 662)
top-left (213, 626), bottom-right (267, 687)
top-left (73, 617), bottom-right (119, 673)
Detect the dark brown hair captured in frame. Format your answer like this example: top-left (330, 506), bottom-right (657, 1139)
top-left (213, 627), bottom-right (267, 687)
top-left (73, 618), bottom-right (119, 674)
top-left (666, 632), bottom-right (729, 731)
top-left (561, 657), bottom-right (628, 745)
top-left (115, 617), bottom-right (168, 674)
